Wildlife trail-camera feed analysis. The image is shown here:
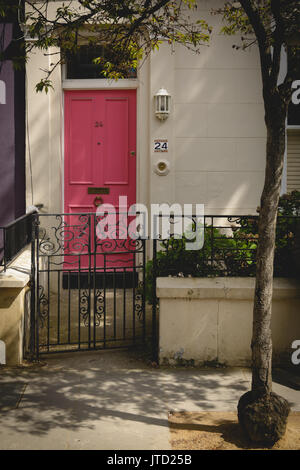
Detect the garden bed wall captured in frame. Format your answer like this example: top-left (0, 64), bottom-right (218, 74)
top-left (157, 277), bottom-right (300, 367)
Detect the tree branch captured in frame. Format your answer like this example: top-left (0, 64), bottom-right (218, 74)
top-left (240, 0), bottom-right (272, 88)
top-left (269, 0), bottom-right (284, 89)
top-left (125, 0), bottom-right (171, 38)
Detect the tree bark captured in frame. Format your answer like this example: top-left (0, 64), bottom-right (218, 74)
top-left (237, 94), bottom-right (291, 445)
top-left (251, 94), bottom-right (287, 396)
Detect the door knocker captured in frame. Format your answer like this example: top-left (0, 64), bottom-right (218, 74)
top-left (93, 196), bottom-right (103, 207)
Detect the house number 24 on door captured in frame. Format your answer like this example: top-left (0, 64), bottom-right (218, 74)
top-left (154, 139), bottom-right (168, 152)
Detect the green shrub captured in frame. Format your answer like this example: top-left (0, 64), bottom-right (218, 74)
top-left (239, 191), bottom-right (300, 277)
top-left (276, 190), bottom-right (300, 276)
top-left (145, 191), bottom-right (300, 304)
top-left (145, 225), bottom-right (257, 304)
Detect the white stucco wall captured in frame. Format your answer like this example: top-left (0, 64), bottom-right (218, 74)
top-left (157, 277), bottom-right (300, 367)
top-left (25, 0), bottom-right (267, 216)
top-left (26, 45), bottom-right (63, 213)
top-left (150, 1), bottom-right (266, 214)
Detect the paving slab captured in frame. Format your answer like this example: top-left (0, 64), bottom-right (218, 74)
top-left (0, 382), bottom-right (27, 411)
top-left (0, 350), bottom-right (299, 450)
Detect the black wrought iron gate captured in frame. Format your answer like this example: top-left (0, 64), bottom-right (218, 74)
top-left (30, 213), bottom-right (148, 357)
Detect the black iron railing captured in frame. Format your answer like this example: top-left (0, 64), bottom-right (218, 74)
top-left (0, 211), bottom-right (37, 271)
top-left (17, 211), bottom-right (299, 362)
top-left (29, 212), bottom-right (148, 358)
top-left (151, 214), bottom-right (300, 279)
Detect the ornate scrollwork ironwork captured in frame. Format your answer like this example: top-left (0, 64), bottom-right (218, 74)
top-left (95, 212), bottom-right (128, 243)
top-left (79, 289), bottom-right (90, 327)
top-left (134, 282), bottom-right (144, 321)
top-left (227, 215), bottom-right (258, 232)
top-left (38, 285), bottom-right (49, 328)
top-left (39, 214), bottom-right (90, 256)
top-left (227, 216), bottom-right (243, 225)
top-left (96, 237), bottom-right (143, 253)
top-left (95, 289), bottom-right (104, 326)
top-left (95, 212), bottom-right (144, 252)
top-left (33, 212), bottom-right (147, 353)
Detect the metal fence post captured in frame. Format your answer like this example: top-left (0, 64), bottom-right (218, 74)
top-left (30, 213), bottom-right (37, 359)
top-left (151, 238), bottom-right (158, 363)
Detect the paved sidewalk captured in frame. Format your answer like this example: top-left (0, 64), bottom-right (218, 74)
top-left (0, 350), bottom-right (299, 450)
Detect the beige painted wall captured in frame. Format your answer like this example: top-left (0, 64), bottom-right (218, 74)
top-left (157, 277), bottom-right (300, 367)
top-left (0, 268), bottom-right (30, 365)
top-left (0, 287), bottom-right (26, 365)
top-left (26, 0), bottom-right (266, 217)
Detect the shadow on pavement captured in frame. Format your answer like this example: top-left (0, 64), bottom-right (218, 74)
top-left (0, 349), bottom-right (250, 438)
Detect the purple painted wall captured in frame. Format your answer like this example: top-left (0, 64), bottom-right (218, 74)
top-left (0, 22), bottom-right (25, 263)
top-left (0, 24), bottom-right (15, 226)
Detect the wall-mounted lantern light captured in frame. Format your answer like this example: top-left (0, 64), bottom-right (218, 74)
top-left (154, 88), bottom-right (171, 120)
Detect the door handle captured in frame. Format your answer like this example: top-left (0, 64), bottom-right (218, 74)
top-left (93, 196), bottom-right (103, 207)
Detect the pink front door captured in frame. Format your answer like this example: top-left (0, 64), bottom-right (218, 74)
top-left (64, 90), bottom-right (136, 267)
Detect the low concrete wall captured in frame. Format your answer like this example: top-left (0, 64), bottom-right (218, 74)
top-left (157, 277), bottom-right (300, 367)
top-left (0, 249), bottom-right (31, 365)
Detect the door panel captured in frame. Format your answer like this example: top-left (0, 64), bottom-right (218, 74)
top-left (64, 90), bottom-right (136, 269)
top-left (104, 98), bottom-right (129, 185)
top-left (68, 98), bottom-right (94, 185)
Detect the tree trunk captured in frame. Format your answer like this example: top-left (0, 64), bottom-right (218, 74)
top-left (251, 102), bottom-right (286, 396)
top-left (238, 94), bottom-right (291, 444)
top-left (251, 103), bottom-right (285, 395)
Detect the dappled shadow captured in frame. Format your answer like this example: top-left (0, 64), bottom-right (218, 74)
top-left (0, 350), bottom-right (251, 441)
